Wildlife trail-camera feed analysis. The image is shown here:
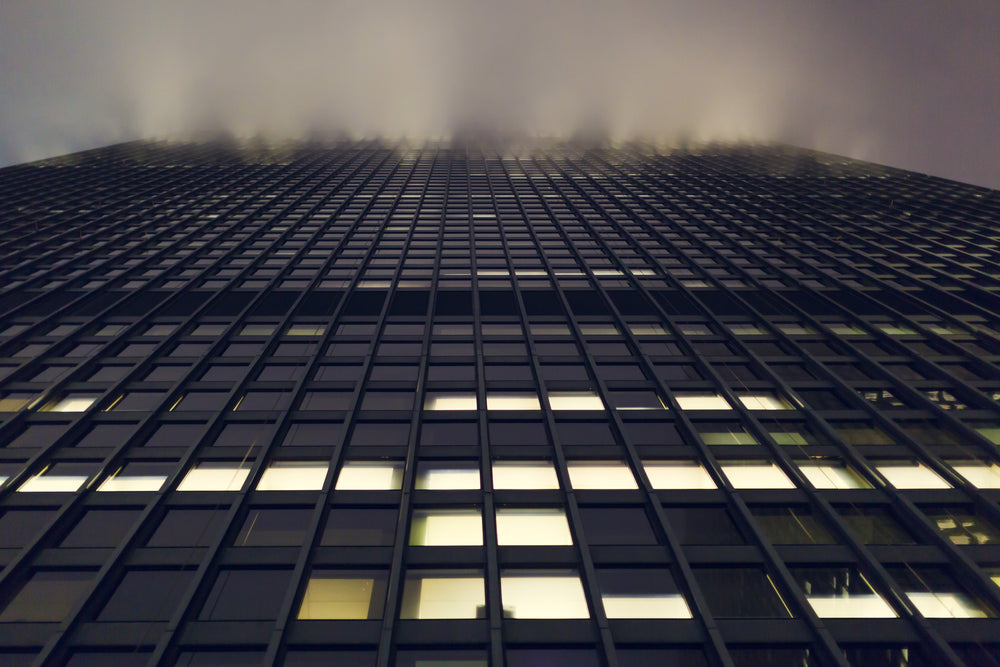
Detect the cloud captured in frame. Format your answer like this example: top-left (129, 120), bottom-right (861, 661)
top-left (1, 0), bottom-right (998, 187)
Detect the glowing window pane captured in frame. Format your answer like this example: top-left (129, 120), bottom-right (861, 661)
top-left (675, 394), bottom-right (731, 410)
top-left (643, 461), bottom-right (717, 489)
top-left (721, 463), bottom-right (795, 489)
top-left (501, 573), bottom-right (589, 618)
top-left (177, 464), bottom-right (249, 491)
top-left (415, 466), bottom-right (480, 490)
top-left (335, 462), bottom-right (404, 490)
top-left (492, 461), bottom-right (559, 490)
top-left (737, 394), bottom-right (794, 410)
top-left (98, 475), bottom-right (167, 492)
top-left (906, 592), bottom-right (988, 618)
top-left (548, 391), bottom-right (604, 411)
top-left (424, 394), bottom-right (478, 411)
top-left (43, 396), bottom-right (98, 412)
top-left (298, 577), bottom-right (376, 620)
top-left (798, 463), bottom-right (872, 489)
top-left (876, 462), bottom-right (951, 489)
top-left (486, 393), bottom-right (541, 411)
top-left (18, 474), bottom-right (88, 493)
top-left (603, 595), bottom-right (692, 619)
top-left (496, 509), bottom-right (573, 546)
top-left (808, 594), bottom-right (897, 618)
top-left (410, 509), bottom-right (483, 546)
top-left (567, 462), bottom-right (637, 490)
top-left (950, 463), bottom-right (1000, 489)
top-left (400, 574), bottom-right (485, 619)
top-left (257, 462), bottom-right (328, 491)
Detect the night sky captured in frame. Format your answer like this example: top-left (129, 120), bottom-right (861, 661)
top-left (1, 0), bottom-right (998, 188)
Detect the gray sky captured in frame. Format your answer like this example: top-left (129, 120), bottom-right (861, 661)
top-left (1, 0), bottom-right (998, 188)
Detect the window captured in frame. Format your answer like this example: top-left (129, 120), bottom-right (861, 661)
top-left (60, 509), bottom-right (143, 548)
top-left (41, 395), bottom-right (99, 412)
top-left (547, 391), bottom-right (604, 411)
top-left (256, 461), bottom-right (328, 491)
top-left (697, 425), bottom-right (757, 445)
top-left (98, 570), bottom-right (193, 621)
top-left (751, 507), bottom-right (836, 545)
top-left (597, 568), bottom-right (692, 619)
top-left (693, 568), bottom-right (792, 618)
top-left (924, 507), bottom-right (1000, 545)
top-left (334, 461), bottom-right (404, 490)
top-left (199, 569), bottom-right (291, 620)
top-left (500, 571), bottom-right (589, 618)
top-left (496, 508), bottom-right (573, 545)
top-left (674, 394), bottom-right (731, 410)
top-left (177, 462), bottom-right (250, 491)
top-left (297, 570), bottom-right (387, 620)
top-left (235, 508), bottom-right (313, 546)
top-left (567, 461), bottom-right (637, 489)
top-left (837, 507), bottom-right (916, 545)
top-left (97, 462), bottom-right (172, 492)
top-left (949, 461), bottom-right (1000, 488)
top-left (737, 393), bottom-right (794, 410)
top-left (409, 509), bottom-right (483, 546)
top-left (796, 460), bottom-right (872, 489)
top-left (789, 567), bottom-right (896, 618)
top-left (400, 571), bottom-right (485, 619)
top-left (889, 566), bottom-right (992, 618)
top-left (415, 462), bottom-right (480, 490)
top-left (643, 461), bottom-right (717, 489)
top-left (492, 461), bottom-right (559, 489)
top-left (423, 393), bottom-right (478, 411)
top-left (720, 462), bottom-right (795, 489)
top-left (486, 393), bottom-right (541, 410)
top-left (876, 461), bottom-right (951, 489)
top-left (580, 507), bottom-right (658, 545)
top-left (0, 571), bottom-right (93, 622)
top-left (147, 509), bottom-right (228, 547)
top-left (18, 463), bottom-right (92, 493)
top-left (0, 393), bottom-right (36, 412)
top-left (321, 508), bottom-right (397, 546)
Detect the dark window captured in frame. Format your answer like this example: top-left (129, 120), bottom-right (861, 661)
top-left (199, 569), bottom-right (292, 620)
top-left (64, 652), bottom-right (152, 667)
top-left (322, 508), bottom-right (398, 546)
top-left (506, 649), bottom-right (600, 667)
top-left (234, 508), bottom-right (313, 546)
top-left (360, 392), bottom-right (415, 410)
top-left (300, 392), bottom-right (353, 411)
top-left (617, 648), bottom-right (708, 667)
top-left (579, 507), bottom-right (658, 545)
top-left (174, 392), bottom-right (231, 411)
top-left (237, 391), bottom-right (291, 411)
top-left (283, 422), bottom-right (341, 447)
top-left (144, 365), bottom-right (190, 381)
top-left (370, 365), bottom-right (419, 381)
top-left (351, 422), bottom-right (410, 446)
top-left (838, 506), bottom-right (916, 545)
top-left (729, 647), bottom-right (817, 667)
top-left (7, 423), bottom-right (68, 448)
top-left (200, 365), bottom-right (249, 381)
top-left (0, 571), bottom-right (93, 622)
top-left (693, 567), bottom-right (791, 618)
top-left (146, 509), bottom-right (229, 547)
top-left (98, 569), bottom-right (194, 621)
top-left (284, 650), bottom-right (376, 666)
top-left (420, 421), bottom-right (478, 446)
top-left (61, 509), bottom-right (143, 548)
top-left (0, 509), bottom-right (57, 548)
top-left (751, 507), bottom-right (837, 545)
top-left (144, 423), bottom-right (205, 448)
top-left (174, 651), bottom-right (267, 666)
top-left (111, 391), bottom-right (167, 412)
top-left (662, 506), bottom-right (745, 545)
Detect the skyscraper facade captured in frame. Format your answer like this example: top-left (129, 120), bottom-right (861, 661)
top-left (1, 140), bottom-right (1000, 667)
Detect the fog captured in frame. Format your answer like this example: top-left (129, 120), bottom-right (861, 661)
top-left (2, 0), bottom-right (998, 187)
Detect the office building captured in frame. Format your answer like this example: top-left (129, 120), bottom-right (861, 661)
top-left (1, 140), bottom-right (1000, 666)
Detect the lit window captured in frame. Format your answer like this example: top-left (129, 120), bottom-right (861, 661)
top-left (424, 394), bottom-right (478, 411)
top-left (730, 324), bottom-right (765, 335)
top-left (643, 461), bottom-right (717, 489)
top-left (410, 509), bottom-right (483, 546)
top-left (737, 393), bottom-right (794, 410)
top-left (0, 394), bottom-right (36, 412)
top-left (286, 325), bottom-right (326, 336)
top-left (629, 324), bottom-right (667, 336)
top-left (949, 462), bottom-right (1000, 489)
top-left (297, 571), bottom-right (385, 620)
top-left (598, 569), bottom-right (691, 619)
top-left (257, 461), bottom-right (328, 491)
top-left (877, 324), bottom-right (916, 336)
top-left (675, 394), bottom-right (731, 410)
top-left (41, 395), bottom-right (99, 412)
top-left (797, 461), bottom-right (872, 489)
top-left (721, 462), bottom-right (795, 489)
top-left (548, 391), bottom-right (604, 410)
top-left (18, 464), bottom-right (90, 493)
top-left (792, 568), bottom-right (896, 618)
top-left (829, 324), bottom-right (866, 336)
top-left (876, 462), bottom-right (951, 489)
top-left (97, 464), bottom-right (169, 492)
top-left (177, 463), bottom-right (249, 492)
top-left (496, 508), bottom-right (573, 546)
top-left (334, 461), bottom-right (404, 490)
top-left (778, 324), bottom-right (814, 335)
top-left (415, 463), bottom-right (480, 490)
top-left (486, 393), bottom-right (541, 411)
top-left (567, 461), bottom-right (637, 490)
top-left (907, 592), bottom-right (990, 618)
top-left (400, 571), bottom-right (485, 619)
top-left (492, 461), bottom-right (559, 489)
top-left (500, 572), bottom-right (589, 618)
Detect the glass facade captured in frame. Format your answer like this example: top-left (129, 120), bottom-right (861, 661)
top-left (0, 140), bottom-right (999, 665)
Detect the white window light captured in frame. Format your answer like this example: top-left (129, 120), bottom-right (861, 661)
top-left (797, 462), bottom-right (872, 490)
top-left (42, 395), bottom-right (99, 412)
top-left (737, 394), bottom-right (794, 411)
top-left (298, 576), bottom-right (377, 620)
top-left (906, 592), bottom-right (989, 618)
top-left (18, 470), bottom-right (88, 493)
top-left (721, 462), bottom-right (796, 489)
top-left (97, 470), bottom-right (167, 492)
top-left (876, 462), bottom-right (951, 489)
top-left (949, 462), bottom-right (1000, 489)
top-left (674, 394), bottom-right (732, 411)
top-left (548, 391), bottom-right (604, 411)
top-left (642, 461), bottom-right (717, 490)
top-left (410, 509), bottom-right (483, 546)
top-left (415, 465), bottom-right (480, 490)
top-left (603, 594), bottom-right (692, 619)
top-left (500, 573), bottom-right (589, 618)
top-left (176, 463), bottom-right (250, 492)
top-left (567, 462), bottom-right (637, 490)
top-left (257, 461), bottom-right (329, 491)
top-left (400, 574), bottom-right (485, 619)
top-left (492, 461), bottom-right (560, 490)
top-left (334, 461), bottom-right (404, 490)
top-left (496, 508), bottom-right (573, 546)
top-left (807, 593), bottom-right (897, 618)
top-left (424, 394), bottom-right (478, 411)
top-left (486, 393), bottom-right (541, 411)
